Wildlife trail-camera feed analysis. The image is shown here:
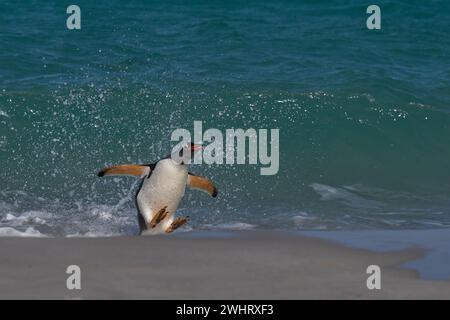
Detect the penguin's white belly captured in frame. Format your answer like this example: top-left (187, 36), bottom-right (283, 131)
top-left (136, 160), bottom-right (188, 234)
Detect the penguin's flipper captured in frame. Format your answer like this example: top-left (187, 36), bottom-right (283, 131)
top-left (187, 173), bottom-right (218, 197)
top-left (97, 164), bottom-right (150, 178)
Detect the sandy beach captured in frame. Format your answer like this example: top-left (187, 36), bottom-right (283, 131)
top-left (0, 231), bottom-right (449, 299)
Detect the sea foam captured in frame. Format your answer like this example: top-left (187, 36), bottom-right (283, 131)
top-left (0, 227), bottom-right (46, 237)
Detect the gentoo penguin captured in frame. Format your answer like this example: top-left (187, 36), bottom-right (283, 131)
top-left (97, 143), bottom-right (218, 235)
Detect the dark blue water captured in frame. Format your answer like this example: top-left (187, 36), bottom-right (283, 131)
top-left (1, 1), bottom-right (450, 236)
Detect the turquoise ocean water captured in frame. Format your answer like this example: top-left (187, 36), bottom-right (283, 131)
top-left (1, 1), bottom-right (450, 236)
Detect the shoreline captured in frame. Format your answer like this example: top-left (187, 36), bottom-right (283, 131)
top-left (300, 228), bottom-right (450, 281)
top-left (0, 230), bottom-right (449, 299)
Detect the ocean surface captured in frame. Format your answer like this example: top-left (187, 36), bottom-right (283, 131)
top-left (1, 0), bottom-right (450, 237)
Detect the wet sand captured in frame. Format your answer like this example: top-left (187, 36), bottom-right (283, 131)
top-left (0, 231), bottom-right (449, 299)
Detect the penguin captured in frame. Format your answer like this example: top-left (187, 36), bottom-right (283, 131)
top-left (97, 143), bottom-right (218, 235)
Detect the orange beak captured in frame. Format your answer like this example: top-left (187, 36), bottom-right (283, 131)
top-left (190, 143), bottom-right (203, 151)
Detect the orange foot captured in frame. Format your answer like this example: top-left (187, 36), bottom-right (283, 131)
top-left (165, 216), bottom-right (189, 233)
top-left (149, 206), bottom-right (168, 229)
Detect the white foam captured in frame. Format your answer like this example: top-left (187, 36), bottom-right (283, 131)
top-left (0, 227), bottom-right (46, 237)
top-left (310, 183), bottom-right (382, 209)
top-left (3, 211), bottom-right (52, 225)
top-left (214, 222), bottom-right (257, 230)
top-left (66, 232), bottom-right (118, 238)
top-left (292, 214), bottom-right (315, 225)
top-left (91, 208), bottom-right (113, 221)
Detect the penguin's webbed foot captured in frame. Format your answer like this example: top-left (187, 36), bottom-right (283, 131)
top-left (149, 206), bottom-right (168, 228)
top-left (165, 216), bottom-right (189, 233)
